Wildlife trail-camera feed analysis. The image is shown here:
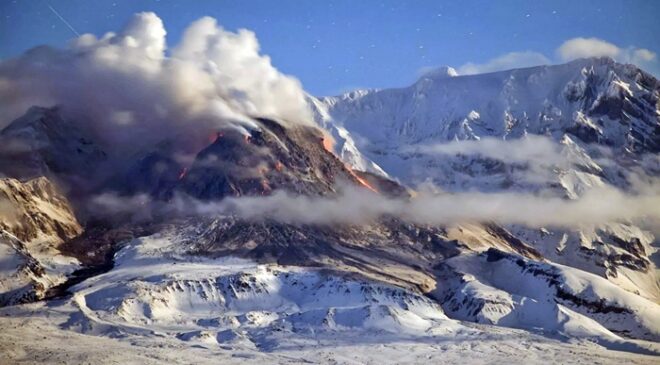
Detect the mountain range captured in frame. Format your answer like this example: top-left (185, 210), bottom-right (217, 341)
top-left (0, 57), bottom-right (659, 364)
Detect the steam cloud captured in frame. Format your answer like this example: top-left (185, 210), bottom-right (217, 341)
top-left (410, 135), bottom-right (567, 166)
top-left (88, 180), bottom-right (660, 230)
top-left (404, 135), bottom-right (602, 185)
top-left (0, 12), bottom-right (313, 152)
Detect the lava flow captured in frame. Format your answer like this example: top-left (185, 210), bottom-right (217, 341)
top-left (319, 133), bottom-right (377, 193)
top-left (322, 136), bottom-right (334, 153)
top-left (346, 165), bottom-right (378, 193)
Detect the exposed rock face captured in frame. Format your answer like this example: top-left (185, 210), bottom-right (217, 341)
top-left (111, 140), bottom-right (185, 200)
top-left (109, 117), bottom-right (367, 201)
top-left (181, 118), bottom-right (360, 199)
top-left (0, 177), bottom-right (82, 306)
top-left (183, 216), bottom-right (463, 292)
top-left (0, 177), bottom-right (82, 243)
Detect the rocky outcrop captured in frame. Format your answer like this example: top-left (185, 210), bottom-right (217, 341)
top-left (0, 177), bottom-right (82, 306)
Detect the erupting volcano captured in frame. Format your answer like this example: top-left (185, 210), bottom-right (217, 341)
top-left (347, 165), bottom-right (379, 193)
top-left (1, 4), bottom-right (659, 365)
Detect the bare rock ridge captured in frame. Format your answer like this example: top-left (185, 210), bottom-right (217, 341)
top-left (0, 177), bottom-right (82, 305)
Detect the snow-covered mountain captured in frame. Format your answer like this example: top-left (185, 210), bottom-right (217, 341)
top-left (314, 57), bottom-right (658, 156)
top-left (312, 57), bottom-right (658, 196)
top-left (311, 57), bottom-right (660, 302)
top-left (1, 58), bottom-right (659, 363)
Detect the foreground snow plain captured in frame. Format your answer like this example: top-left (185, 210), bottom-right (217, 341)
top-left (2, 229), bottom-right (658, 364)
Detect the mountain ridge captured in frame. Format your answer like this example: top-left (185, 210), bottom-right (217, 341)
top-left (0, 58), bottom-right (658, 361)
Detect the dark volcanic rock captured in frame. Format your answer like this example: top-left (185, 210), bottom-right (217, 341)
top-left (180, 118), bottom-right (361, 199)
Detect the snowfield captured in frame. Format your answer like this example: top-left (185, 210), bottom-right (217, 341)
top-left (2, 229), bottom-right (659, 364)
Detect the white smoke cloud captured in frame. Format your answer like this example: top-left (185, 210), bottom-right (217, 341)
top-left (0, 12), bottom-right (313, 153)
top-left (87, 181), bottom-right (660, 230)
top-left (404, 135), bottom-right (585, 185)
top-left (557, 37), bottom-right (657, 65)
top-left (457, 51), bottom-right (551, 75)
top-left (410, 135), bottom-right (566, 166)
top-left (453, 38), bottom-right (658, 76)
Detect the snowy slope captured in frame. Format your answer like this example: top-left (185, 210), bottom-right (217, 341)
top-left (435, 249), bottom-right (660, 341)
top-left (65, 229), bottom-right (456, 342)
top-left (1, 227), bottom-right (659, 363)
top-left (53, 227), bottom-right (659, 358)
top-left (311, 57), bottom-right (658, 193)
top-left (311, 57), bottom-right (660, 302)
top-left (314, 57), bottom-right (658, 154)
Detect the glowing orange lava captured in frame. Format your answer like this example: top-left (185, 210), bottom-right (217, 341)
top-left (354, 175), bottom-right (378, 193)
top-left (321, 136), bottom-right (335, 153)
top-left (318, 131), bottom-right (336, 154)
top-left (345, 165), bottom-right (378, 193)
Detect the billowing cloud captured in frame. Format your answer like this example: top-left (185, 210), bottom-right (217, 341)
top-left (457, 51), bottom-right (551, 75)
top-left (0, 12), bottom-right (313, 153)
top-left (557, 37), bottom-right (657, 65)
top-left (557, 37), bottom-right (620, 61)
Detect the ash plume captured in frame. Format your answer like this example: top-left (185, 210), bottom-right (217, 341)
top-left (0, 12), bottom-right (313, 154)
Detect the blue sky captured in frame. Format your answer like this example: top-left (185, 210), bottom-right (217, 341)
top-left (1, 0), bottom-right (659, 95)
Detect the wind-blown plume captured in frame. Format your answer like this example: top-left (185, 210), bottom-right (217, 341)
top-left (0, 12), bottom-right (313, 154)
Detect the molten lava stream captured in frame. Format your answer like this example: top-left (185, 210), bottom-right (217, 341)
top-left (319, 133), bottom-right (378, 193)
top-left (346, 166), bottom-right (378, 193)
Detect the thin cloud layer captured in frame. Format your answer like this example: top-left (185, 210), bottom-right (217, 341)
top-left (457, 51), bottom-right (551, 75)
top-left (452, 38), bottom-right (657, 76)
top-left (410, 135), bottom-right (565, 166)
top-left (405, 135), bottom-right (586, 185)
top-left (87, 181), bottom-right (660, 230)
top-left (0, 12), bottom-right (313, 152)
